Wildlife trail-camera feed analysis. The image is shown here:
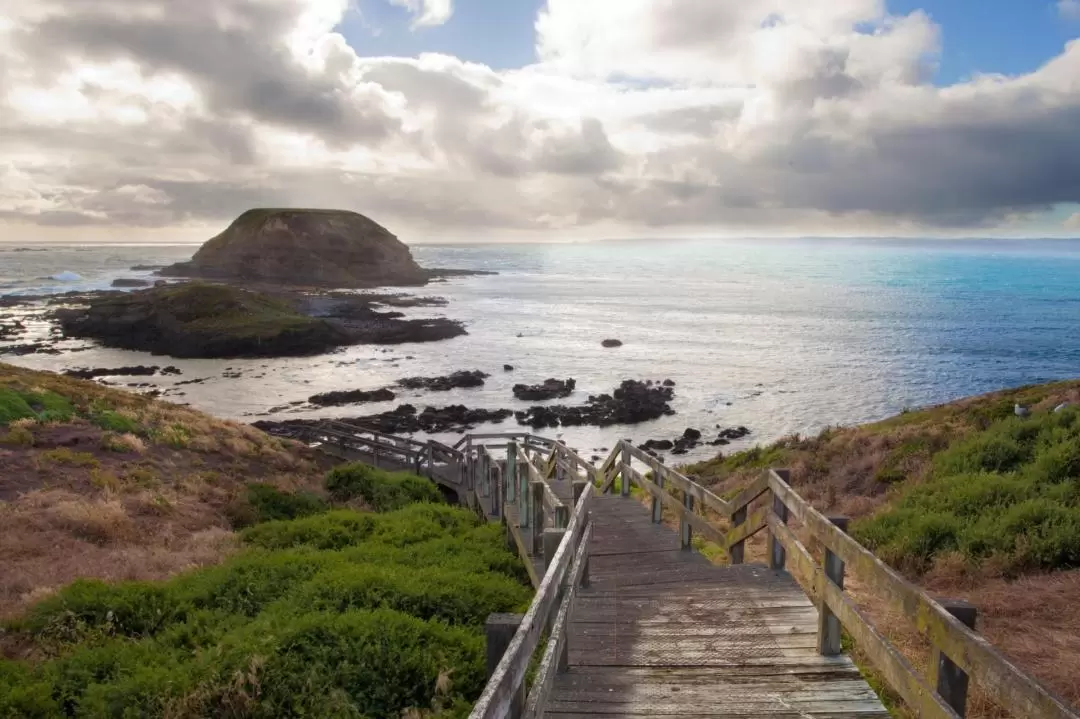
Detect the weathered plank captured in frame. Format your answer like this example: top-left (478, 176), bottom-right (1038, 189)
top-left (543, 490), bottom-right (888, 719)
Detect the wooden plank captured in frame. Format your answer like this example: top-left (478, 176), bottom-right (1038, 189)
top-left (768, 473), bottom-right (1079, 719)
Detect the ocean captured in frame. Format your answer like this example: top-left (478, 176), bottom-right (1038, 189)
top-left (3, 238), bottom-right (1080, 459)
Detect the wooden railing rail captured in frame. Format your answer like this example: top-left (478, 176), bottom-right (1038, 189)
top-left (759, 471), bottom-right (1077, 719)
top-left (469, 477), bottom-right (594, 719)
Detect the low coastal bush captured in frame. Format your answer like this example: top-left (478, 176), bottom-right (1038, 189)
top-left (2, 504), bottom-right (528, 717)
top-left (244, 482), bottom-right (329, 523)
top-left (854, 406), bottom-right (1080, 573)
top-left (0, 387), bottom-right (74, 424)
top-left (325, 461), bottom-right (442, 510)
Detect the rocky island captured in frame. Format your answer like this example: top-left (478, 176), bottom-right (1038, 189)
top-left (54, 283), bottom-right (466, 359)
top-left (43, 208), bottom-right (481, 359)
top-left (161, 208), bottom-right (467, 288)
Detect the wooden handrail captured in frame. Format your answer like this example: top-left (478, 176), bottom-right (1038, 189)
top-left (469, 482), bottom-right (594, 719)
top-left (765, 471), bottom-right (1077, 719)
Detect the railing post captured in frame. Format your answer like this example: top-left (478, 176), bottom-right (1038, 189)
top-left (518, 450), bottom-right (529, 522)
top-left (651, 466), bottom-right (664, 523)
top-left (465, 437), bottom-right (474, 492)
top-left (817, 516), bottom-right (849, 656)
top-left (543, 528), bottom-right (565, 570)
top-left (530, 480), bottom-right (545, 555)
top-left (490, 461), bottom-right (502, 518)
top-left (572, 480), bottom-right (591, 588)
top-left (506, 440), bottom-right (517, 503)
top-left (620, 441), bottom-right (631, 497)
top-left (730, 506), bottom-right (747, 564)
top-left (934, 600), bottom-right (978, 717)
top-left (485, 613), bottom-right (525, 719)
top-left (767, 469), bottom-right (791, 570)
top-left (680, 491), bottom-right (694, 549)
top-left (554, 504), bottom-right (570, 529)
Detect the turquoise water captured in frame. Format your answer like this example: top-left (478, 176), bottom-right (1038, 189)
top-left (3, 238), bottom-right (1079, 457)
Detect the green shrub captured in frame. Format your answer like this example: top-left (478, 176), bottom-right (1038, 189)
top-left (245, 483), bottom-right (329, 524)
top-left (282, 563), bottom-right (530, 626)
top-left (856, 406), bottom-right (1080, 573)
top-left (18, 579), bottom-right (185, 642)
top-left (21, 390), bottom-right (75, 422)
top-left (88, 408), bottom-right (142, 435)
top-left (0, 387), bottom-right (74, 425)
top-left (241, 510), bottom-right (378, 550)
top-left (2, 498), bottom-right (527, 717)
top-left (325, 462), bottom-right (442, 510)
top-left (213, 608), bottom-right (485, 718)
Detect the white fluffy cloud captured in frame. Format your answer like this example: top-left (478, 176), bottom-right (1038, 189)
top-left (1061, 1), bottom-right (1080, 21)
top-left (389, 0), bottom-right (453, 28)
top-left (1, 0), bottom-right (1080, 240)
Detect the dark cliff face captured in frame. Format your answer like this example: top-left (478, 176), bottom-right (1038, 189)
top-left (162, 209), bottom-right (428, 287)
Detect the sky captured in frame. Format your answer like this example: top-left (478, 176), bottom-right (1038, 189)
top-left (1, 0), bottom-right (1080, 243)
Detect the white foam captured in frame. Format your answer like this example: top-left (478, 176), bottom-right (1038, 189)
top-left (50, 271), bottom-right (83, 282)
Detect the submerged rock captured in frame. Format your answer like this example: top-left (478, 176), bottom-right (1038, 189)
top-left (111, 278), bottom-right (151, 288)
top-left (601, 339), bottom-right (623, 348)
top-left (512, 378), bottom-right (576, 401)
top-left (161, 208), bottom-right (428, 287)
top-left (308, 387), bottom-right (396, 407)
top-left (63, 365), bottom-right (160, 380)
top-left (398, 370), bottom-right (488, 392)
top-left (256, 404), bottom-right (514, 436)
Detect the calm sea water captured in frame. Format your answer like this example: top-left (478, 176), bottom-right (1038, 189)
top-left (3, 238), bottom-right (1080, 459)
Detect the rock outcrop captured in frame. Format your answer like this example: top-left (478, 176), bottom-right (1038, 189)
top-left (398, 370), bottom-right (488, 392)
top-left (162, 209), bottom-right (428, 287)
top-left (308, 388), bottom-right (396, 407)
top-left (255, 404), bottom-right (514, 436)
top-left (514, 380), bottom-right (675, 429)
top-left (512, 378), bottom-right (576, 401)
top-left (55, 283), bottom-right (349, 359)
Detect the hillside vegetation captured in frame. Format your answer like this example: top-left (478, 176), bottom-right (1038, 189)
top-left (0, 361), bottom-right (332, 619)
top-left (1, 363), bottom-right (530, 716)
top-left (686, 378), bottom-right (1080, 712)
top-left (1, 505), bottom-right (529, 718)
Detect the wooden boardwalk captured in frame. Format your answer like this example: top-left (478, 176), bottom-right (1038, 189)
top-left (547, 494), bottom-right (887, 718)
top-left (306, 428), bottom-right (1076, 719)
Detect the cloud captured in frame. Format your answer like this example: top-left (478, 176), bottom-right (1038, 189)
top-left (1, 0), bottom-right (1079, 240)
top-left (1066, 213), bottom-right (1080, 230)
top-left (1060, 1), bottom-right (1080, 20)
top-left (389, 0), bottom-right (453, 28)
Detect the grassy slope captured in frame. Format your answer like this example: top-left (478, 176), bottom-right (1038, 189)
top-left (684, 378), bottom-right (1080, 714)
top-left (1, 364), bottom-right (531, 717)
top-left (0, 362), bottom-right (331, 619)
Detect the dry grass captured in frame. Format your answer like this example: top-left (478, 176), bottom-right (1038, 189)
top-left (0, 362), bottom-right (333, 620)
